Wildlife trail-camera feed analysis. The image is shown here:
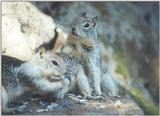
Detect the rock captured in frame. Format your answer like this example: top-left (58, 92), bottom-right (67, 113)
top-left (2, 2), bottom-right (56, 61)
top-left (46, 102), bottom-right (59, 111)
top-left (5, 93), bottom-right (143, 115)
top-left (36, 109), bottom-right (46, 112)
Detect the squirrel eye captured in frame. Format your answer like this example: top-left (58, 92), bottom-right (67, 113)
top-left (84, 23), bottom-right (90, 28)
top-left (52, 60), bottom-right (59, 66)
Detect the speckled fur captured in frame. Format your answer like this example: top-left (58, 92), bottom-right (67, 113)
top-left (2, 51), bottom-right (92, 113)
top-left (2, 52), bottom-right (67, 113)
top-left (62, 14), bottom-right (102, 95)
top-left (62, 13), bottom-right (119, 97)
top-left (56, 52), bottom-right (92, 97)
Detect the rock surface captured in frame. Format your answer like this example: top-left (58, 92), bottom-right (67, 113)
top-left (3, 93), bottom-right (143, 115)
top-left (2, 2), bottom-right (56, 61)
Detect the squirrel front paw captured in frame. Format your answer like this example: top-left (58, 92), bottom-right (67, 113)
top-left (93, 87), bottom-right (102, 96)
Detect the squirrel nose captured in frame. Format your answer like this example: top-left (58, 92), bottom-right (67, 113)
top-left (72, 27), bottom-right (76, 32)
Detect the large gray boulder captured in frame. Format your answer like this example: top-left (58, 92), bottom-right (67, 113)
top-left (2, 2), bottom-right (56, 61)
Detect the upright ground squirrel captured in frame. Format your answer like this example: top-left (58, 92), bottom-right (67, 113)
top-left (62, 13), bottom-right (119, 97)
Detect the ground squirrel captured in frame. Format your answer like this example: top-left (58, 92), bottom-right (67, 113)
top-left (61, 13), bottom-right (119, 97)
top-left (2, 51), bottom-right (68, 113)
top-left (2, 49), bottom-right (92, 113)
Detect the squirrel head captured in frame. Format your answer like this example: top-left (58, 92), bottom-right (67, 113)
top-left (71, 13), bottom-right (98, 40)
top-left (34, 48), bottom-right (67, 77)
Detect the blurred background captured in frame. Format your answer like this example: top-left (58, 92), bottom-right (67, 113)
top-left (32, 2), bottom-right (159, 114)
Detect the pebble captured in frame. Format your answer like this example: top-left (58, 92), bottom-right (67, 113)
top-left (39, 101), bottom-right (45, 106)
top-left (114, 100), bottom-right (122, 108)
top-left (76, 95), bottom-right (83, 99)
top-left (36, 109), bottom-right (45, 112)
top-left (30, 98), bottom-right (39, 101)
top-left (47, 103), bottom-right (59, 111)
top-left (23, 102), bottom-right (28, 105)
top-left (17, 105), bottom-right (27, 111)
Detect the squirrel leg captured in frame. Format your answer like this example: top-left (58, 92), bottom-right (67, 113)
top-left (93, 67), bottom-right (101, 96)
top-left (77, 65), bottom-right (92, 97)
top-left (1, 85), bottom-right (24, 114)
top-left (88, 63), bottom-right (102, 96)
top-left (101, 70), bottom-right (119, 97)
top-left (2, 85), bottom-right (9, 113)
top-left (56, 78), bottom-right (70, 99)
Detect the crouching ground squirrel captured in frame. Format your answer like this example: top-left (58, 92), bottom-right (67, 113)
top-left (2, 49), bottom-right (92, 113)
top-left (2, 50), bottom-right (68, 113)
top-left (62, 12), bottom-right (119, 97)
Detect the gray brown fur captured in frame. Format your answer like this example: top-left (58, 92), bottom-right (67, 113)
top-left (62, 13), bottom-right (102, 95)
top-left (62, 13), bottom-right (119, 97)
top-left (56, 52), bottom-right (92, 97)
top-left (2, 52), bottom-right (68, 113)
top-left (2, 51), bottom-right (92, 113)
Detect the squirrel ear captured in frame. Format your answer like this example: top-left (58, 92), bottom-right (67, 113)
top-left (80, 12), bottom-right (86, 17)
top-left (39, 47), bottom-right (46, 58)
top-left (92, 16), bottom-right (98, 23)
top-left (92, 16), bottom-right (98, 27)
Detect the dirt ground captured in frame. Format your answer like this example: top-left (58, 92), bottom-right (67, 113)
top-left (3, 92), bottom-right (143, 115)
